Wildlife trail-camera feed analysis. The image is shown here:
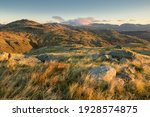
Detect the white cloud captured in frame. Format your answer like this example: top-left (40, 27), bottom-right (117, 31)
top-left (52, 16), bottom-right (64, 23)
top-left (63, 17), bottom-right (102, 25)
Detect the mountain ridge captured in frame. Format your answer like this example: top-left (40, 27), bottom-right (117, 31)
top-left (0, 19), bottom-right (149, 53)
top-left (81, 23), bottom-right (150, 31)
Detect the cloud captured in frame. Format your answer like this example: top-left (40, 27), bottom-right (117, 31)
top-left (117, 20), bottom-right (125, 22)
top-left (50, 16), bottom-right (112, 25)
top-left (101, 20), bottom-right (111, 22)
top-left (128, 19), bottom-right (136, 22)
top-left (52, 16), bottom-right (64, 23)
top-left (64, 17), bottom-right (102, 25)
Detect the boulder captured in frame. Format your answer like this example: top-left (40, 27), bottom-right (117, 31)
top-left (114, 45), bottom-right (122, 49)
top-left (119, 58), bottom-right (128, 64)
top-left (118, 73), bottom-right (131, 81)
top-left (87, 66), bottom-right (116, 82)
top-left (91, 53), bottom-right (101, 60)
top-left (101, 55), bottom-right (113, 61)
top-left (36, 54), bottom-right (53, 62)
top-left (109, 49), bottom-right (135, 60)
top-left (36, 54), bottom-right (67, 62)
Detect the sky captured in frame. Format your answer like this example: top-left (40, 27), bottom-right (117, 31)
top-left (0, 0), bottom-right (150, 25)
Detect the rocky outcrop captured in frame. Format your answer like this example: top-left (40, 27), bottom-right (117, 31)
top-left (109, 49), bottom-right (135, 60)
top-left (36, 54), bottom-right (52, 62)
top-left (36, 54), bottom-right (67, 62)
top-left (87, 66), bottom-right (116, 82)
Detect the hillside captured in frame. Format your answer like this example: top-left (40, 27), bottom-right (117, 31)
top-left (121, 31), bottom-right (150, 42)
top-left (0, 46), bottom-right (150, 99)
top-left (0, 19), bottom-right (150, 100)
top-left (82, 29), bottom-right (148, 45)
top-left (0, 19), bottom-right (108, 53)
top-left (0, 19), bottom-right (150, 53)
top-left (84, 23), bottom-right (150, 31)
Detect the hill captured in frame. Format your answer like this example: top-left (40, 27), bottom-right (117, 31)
top-left (0, 19), bottom-right (109, 53)
top-left (0, 19), bottom-right (150, 100)
top-left (0, 47), bottom-right (150, 100)
top-left (120, 31), bottom-right (150, 42)
top-left (83, 23), bottom-right (150, 31)
top-left (81, 29), bottom-right (148, 45)
top-left (0, 19), bottom-right (149, 53)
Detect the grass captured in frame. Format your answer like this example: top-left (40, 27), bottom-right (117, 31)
top-left (0, 46), bottom-right (150, 100)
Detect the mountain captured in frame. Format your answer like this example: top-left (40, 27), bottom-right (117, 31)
top-left (0, 24), bottom-right (4, 27)
top-left (0, 19), bottom-right (149, 53)
top-left (84, 23), bottom-right (150, 31)
top-left (119, 24), bottom-right (150, 31)
top-left (0, 19), bottom-right (108, 53)
top-left (87, 29), bottom-right (148, 45)
top-left (120, 31), bottom-right (150, 42)
top-left (0, 20), bottom-right (150, 100)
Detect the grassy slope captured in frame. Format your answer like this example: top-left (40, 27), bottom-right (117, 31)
top-left (0, 46), bottom-right (150, 100)
top-left (0, 20), bottom-right (150, 100)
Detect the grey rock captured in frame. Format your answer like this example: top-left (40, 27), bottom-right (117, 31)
top-left (119, 58), bottom-right (128, 64)
top-left (91, 53), bottom-right (101, 60)
top-left (36, 54), bottom-right (67, 62)
top-left (118, 73), bottom-right (131, 81)
top-left (109, 49), bottom-right (135, 60)
top-left (36, 54), bottom-right (53, 62)
top-left (87, 66), bottom-right (116, 82)
top-left (114, 45), bottom-right (122, 49)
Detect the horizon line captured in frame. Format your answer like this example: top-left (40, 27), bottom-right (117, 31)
top-left (1, 19), bottom-right (150, 26)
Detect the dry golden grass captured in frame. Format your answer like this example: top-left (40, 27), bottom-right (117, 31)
top-left (0, 47), bottom-right (150, 100)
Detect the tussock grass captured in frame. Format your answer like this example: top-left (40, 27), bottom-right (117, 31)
top-left (0, 47), bottom-right (150, 100)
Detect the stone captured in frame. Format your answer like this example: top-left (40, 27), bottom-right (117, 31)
top-left (91, 53), bottom-right (100, 60)
top-left (118, 73), bottom-right (131, 81)
top-left (36, 54), bottom-right (53, 62)
top-left (87, 66), bottom-right (116, 82)
top-left (119, 58), bottom-right (128, 64)
top-left (36, 54), bottom-right (67, 62)
top-left (109, 49), bottom-right (135, 60)
top-left (101, 55), bottom-right (113, 61)
top-left (114, 45), bottom-right (122, 49)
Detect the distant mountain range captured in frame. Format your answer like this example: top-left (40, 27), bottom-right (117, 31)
top-left (0, 24), bottom-right (3, 27)
top-left (81, 23), bottom-right (150, 31)
top-left (1, 21), bottom-right (150, 31)
top-left (0, 19), bottom-right (149, 53)
top-left (120, 31), bottom-right (150, 42)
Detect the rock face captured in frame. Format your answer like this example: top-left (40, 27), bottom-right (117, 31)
top-left (87, 66), bottom-right (116, 82)
top-left (109, 49), bottom-right (135, 60)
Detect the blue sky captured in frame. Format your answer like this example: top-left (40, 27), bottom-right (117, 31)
top-left (0, 0), bottom-right (150, 24)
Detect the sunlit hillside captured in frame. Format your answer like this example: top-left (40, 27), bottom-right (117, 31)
top-left (0, 20), bottom-right (150, 100)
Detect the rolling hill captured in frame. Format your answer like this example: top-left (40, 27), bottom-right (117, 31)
top-left (0, 19), bottom-right (149, 53)
top-left (83, 23), bottom-right (150, 31)
top-left (0, 19), bottom-right (150, 100)
top-left (120, 31), bottom-right (150, 42)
